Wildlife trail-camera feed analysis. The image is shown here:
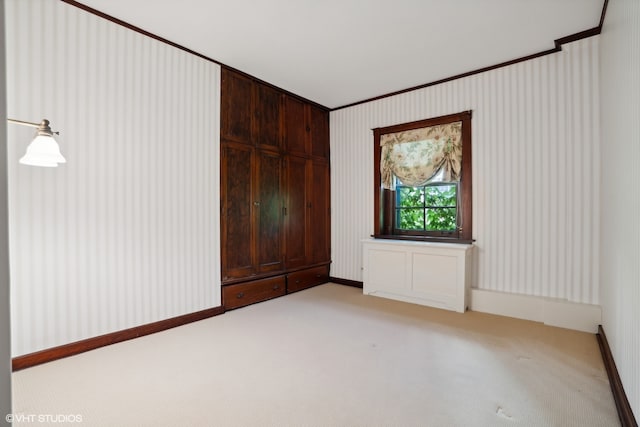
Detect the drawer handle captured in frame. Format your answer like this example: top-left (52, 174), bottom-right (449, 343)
top-left (316, 274), bottom-right (322, 278)
top-left (273, 285), bottom-right (280, 291)
top-left (236, 292), bottom-right (245, 299)
top-left (295, 280), bottom-right (301, 284)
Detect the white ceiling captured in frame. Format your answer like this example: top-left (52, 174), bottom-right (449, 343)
top-left (78, 0), bottom-right (603, 109)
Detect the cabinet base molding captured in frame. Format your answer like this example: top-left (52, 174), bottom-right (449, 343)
top-left (12, 306), bottom-right (225, 371)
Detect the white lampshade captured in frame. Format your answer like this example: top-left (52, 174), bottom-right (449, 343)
top-left (19, 132), bottom-right (66, 168)
top-left (20, 120), bottom-right (67, 168)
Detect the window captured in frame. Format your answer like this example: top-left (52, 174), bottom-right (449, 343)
top-left (373, 111), bottom-right (472, 243)
top-left (396, 180), bottom-right (458, 234)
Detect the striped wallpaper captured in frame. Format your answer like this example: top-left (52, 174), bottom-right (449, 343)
top-left (6, 0), bottom-right (221, 357)
top-left (331, 37), bottom-right (600, 305)
top-left (0, 0), bottom-right (12, 416)
top-left (600, 0), bottom-right (640, 417)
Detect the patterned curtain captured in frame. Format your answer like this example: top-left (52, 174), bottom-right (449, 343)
top-left (380, 121), bottom-right (463, 190)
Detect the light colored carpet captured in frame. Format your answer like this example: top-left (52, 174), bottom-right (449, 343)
top-left (12, 283), bottom-right (618, 426)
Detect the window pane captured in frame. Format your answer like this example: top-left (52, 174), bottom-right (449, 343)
top-left (397, 186), bottom-right (423, 207)
top-left (397, 208), bottom-right (425, 230)
top-left (425, 184), bottom-right (457, 207)
top-left (426, 207), bottom-right (457, 231)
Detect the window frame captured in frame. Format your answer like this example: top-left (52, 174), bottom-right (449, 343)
top-left (373, 111), bottom-right (473, 243)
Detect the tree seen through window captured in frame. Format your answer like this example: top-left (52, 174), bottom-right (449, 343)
top-left (395, 181), bottom-right (457, 231)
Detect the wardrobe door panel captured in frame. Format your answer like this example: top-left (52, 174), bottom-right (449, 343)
top-left (309, 105), bottom-right (329, 159)
top-left (221, 144), bottom-right (255, 279)
top-left (255, 84), bottom-right (282, 151)
top-left (256, 151), bottom-right (283, 273)
top-left (221, 70), bottom-right (254, 145)
top-left (284, 96), bottom-right (307, 156)
top-left (309, 161), bottom-right (330, 264)
top-left (285, 156), bottom-right (308, 268)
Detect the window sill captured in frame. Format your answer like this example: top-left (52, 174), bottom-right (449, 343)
top-left (371, 234), bottom-right (474, 245)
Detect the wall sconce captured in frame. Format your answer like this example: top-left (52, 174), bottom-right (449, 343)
top-left (7, 118), bottom-right (66, 167)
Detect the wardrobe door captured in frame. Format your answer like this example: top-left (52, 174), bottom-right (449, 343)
top-left (221, 69), bottom-right (254, 145)
top-left (284, 155), bottom-right (308, 268)
top-left (221, 144), bottom-right (255, 280)
top-left (255, 84), bottom-right (282, 151)
top-left (309, 105), bottom-right (329, 159)
top-left (284, 96), bottom-right (307, 156)
top-left (308, 160), bottom-right (330, 264)
top-left (255, 150), bottom-right (283, 273)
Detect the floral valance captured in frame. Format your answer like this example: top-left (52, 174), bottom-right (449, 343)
top-left (380, 121), bottom-right (463, 190)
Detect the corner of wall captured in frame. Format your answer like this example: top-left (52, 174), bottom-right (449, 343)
top-left (0, 0), bottom-right (13, 421)
top-left (598, 0), bottom-right (640, 419)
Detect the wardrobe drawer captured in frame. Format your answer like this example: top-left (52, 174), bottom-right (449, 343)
top-left (287, 265), bottom-right (329, 293)
top-left (222, 276), bottom-right (286, 310)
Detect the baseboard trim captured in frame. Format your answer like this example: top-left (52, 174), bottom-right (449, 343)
top-left (12, 306), bottom-right (225, 371)
top-left (329, 277), bottom-right (363, 288)
top-left (470, 289), bottom-right (601, 333)
top-left (597, 325), bottom-right (638, 427)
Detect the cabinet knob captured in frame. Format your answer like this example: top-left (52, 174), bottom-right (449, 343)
top-left (316, 274), bottom-right (322, 278)
top-left (236, 292), bottom-right (245, 299)
top-left (254, 201), bottom-right (260, 206)
top-left (273, 285), bottom-right (280, 291)
top-left (295, 280), bottom-right (301, 284)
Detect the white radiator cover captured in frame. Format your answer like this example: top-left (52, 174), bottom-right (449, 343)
top-left (362, 239), bottom-right (473, 313)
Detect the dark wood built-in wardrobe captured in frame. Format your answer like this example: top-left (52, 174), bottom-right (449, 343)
top-left (220, 68), bottom-right (331, 310)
